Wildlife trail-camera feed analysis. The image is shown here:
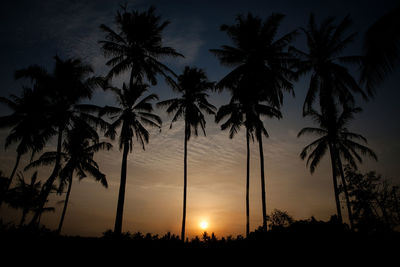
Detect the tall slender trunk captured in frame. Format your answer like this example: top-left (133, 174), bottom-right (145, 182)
top-left (29, 126), bottom-right (63, 227)
top-left (19, 208), bottom-right (28, 226)
top-left (258, 132), bottom-right (267, 228)
top-left (114, 141), bottom-right (129, 235)
top-left (8, 153), bottom-right (21, 189)
top-left (246, 128), bottom-right (250, 238)
top-left (181, 120), bottom-right (188, 242)
top-left (57, 174), bottom-right (73, 234)
top-left (335, 151), bottom-right (354, 230)
top-left (328, 143), bottom-right (343, 223)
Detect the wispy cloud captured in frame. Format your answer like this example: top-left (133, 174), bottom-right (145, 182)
top-left (164, 19), bottom-right (205, 66)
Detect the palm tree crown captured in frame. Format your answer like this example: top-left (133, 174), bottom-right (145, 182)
top-left (210, 13), bottom-right (297, 108)
top-left (361, 7), bottom-right (400, 95)
top-left (298, 107), bottom-right (377, 173)
top-left (290, 14), bottom-right (367, 115)
top-left (99, 5), bottom-right (183, 86)
top-left (158, 66), bottom-right (216, 139)
top-left (0, 87), bottom-right (55, 189)
top-left (102, 82), bottom-right (162, 150)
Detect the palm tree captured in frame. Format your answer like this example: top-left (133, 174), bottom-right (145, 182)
top-left (0, 87), bottom-right (54, 194)
top-left (99, 5), bottom-right (183, 87)
top-left (215, 96), bottom-right (280, 235)
top-left (298, 107), bottom-right (377, 225)
top-left (15, 56), bottom-right (104, 226)
top-left (361, 7), bottom-right (400, 94)
top-left (26, 122), bottom-right (111, 234)
top-left (88, 81), bottom-right (161, 235)
top-left (157, 66), bottom-right (216, 241)
top-left (290, 14), bottom-right (367, 115)
top-left (6, 171), bottom-right (42, 226)
top-left (215, 100), bottom-right (251, 236)
top-left (210, 13), bottom-right (294, 228)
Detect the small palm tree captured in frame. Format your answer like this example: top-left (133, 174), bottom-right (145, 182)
top-left (94, 81), bottom-right (162, 235)
top-left (26, 122), bottom-right (111, 234)
top-left (157, 66), bottom-right (216, 242)
top-left (290, 14), bottom-right (367, 115)
top-left (99, 5), bottom-right (183, 87)
top-left (298, 107), bottom-right (377, 225)
top-left (211, 13), bottom-right (293, 228)
top-left (6, 171), bottom-right (42, 226)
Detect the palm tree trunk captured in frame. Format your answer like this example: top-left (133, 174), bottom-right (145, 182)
top-left (8, 152), bottom-right (21, 189)
top-left (328, 144), bottom-right (343, 223)
top-left (181, 121), bottom-right (188, 242)
top-left (57, 174), bottom-right (73, 234)
top-left (335, 151), bottom-right (354, 230)
top-left (29, 126), bottom-right (63, 227)
top-left (114, 141), bottom-right (129, 235)
top-left (19, 208), bottom-right (28, 226)
top-left (258, 132), bottom-right (268, 228)
top-left (246, 128), bottom-right (250, 238)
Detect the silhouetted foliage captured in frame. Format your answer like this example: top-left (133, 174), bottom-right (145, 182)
top-left (361, 7), bottom-right (400, 94)
top-left (0, 87), bottom-right (54, 195)
top-left (26, 124), bottom-right (111, 233)
top-left (5, 172), bottom-right (55, 226)
top-left (343, 165), bottom-right (400, 232)
top-left (99, 5), bottom-right (183, 87)
top-left (268, 209), bottom-right (294, 229)
top-left (290, 14), bottom-right (367, 115)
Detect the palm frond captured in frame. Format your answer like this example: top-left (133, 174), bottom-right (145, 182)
top-left (297, 127), bottom-right (327, 138)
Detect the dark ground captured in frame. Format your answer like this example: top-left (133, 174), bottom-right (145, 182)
top-left (1, 219), bottom-right (399, 265)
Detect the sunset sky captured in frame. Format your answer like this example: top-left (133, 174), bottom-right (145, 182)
top-left (0, 0), bottom-right (399, 238)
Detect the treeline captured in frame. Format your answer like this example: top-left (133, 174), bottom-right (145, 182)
top-left (0, 4), bottom-right (399, 239)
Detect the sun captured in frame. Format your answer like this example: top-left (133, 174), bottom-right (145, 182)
top-left (199, 220), bottom-right (209, 230)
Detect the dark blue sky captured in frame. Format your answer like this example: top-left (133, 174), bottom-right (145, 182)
top-left (0, 0), bottom-right (399, 236)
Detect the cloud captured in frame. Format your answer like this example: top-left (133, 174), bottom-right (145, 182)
top-left (164, 19), bottom-right (205, 66)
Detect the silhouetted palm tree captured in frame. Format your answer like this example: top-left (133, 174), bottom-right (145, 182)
top-left (91, 81), bottom-right (161, 235)
top-left (210, 13), bottom-right (294, 228)
top-left (157, 66), bottom-right (216, 241)
top-left (99, 5), bottom-right (183, 87)
top-left (26, 122), bottom-right (111, 234)
top-left (215, 99), bottom-right (251, 236)
top-left (15, 56), bottom-right (103, 226)
top-left (361, 7), bottom-right (400, 95)
top-left (6, 171), bottom-right (42, 226)
top-left (0, 87), bottom-right (54, 194)
top-left (298, 107), bottom-right (377, 225)
top-left (290, 14), bottom-right (367, 115)
top-left (216, 95), bottom-right (281, 234)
